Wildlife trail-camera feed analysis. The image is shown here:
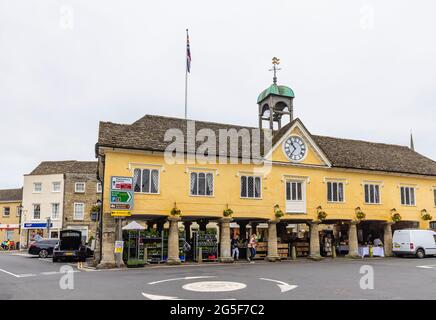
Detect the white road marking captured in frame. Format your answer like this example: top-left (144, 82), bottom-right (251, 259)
top-left (0, 268), bottom-right (20, 278)
top-left (259, 278), bottom-right (298, 293)
top-left (142, 293), bottom-right (181, 300)
top-left (417, 265), bottom-right (436, 269)
top-left (182, 281), bottom-right (246, 292)
top-left (148, 276), bottom-right (216, 285)
top-left (18, 274), bottom-right (36, 278)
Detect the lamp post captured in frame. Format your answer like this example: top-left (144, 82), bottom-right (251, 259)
top-left (94, 200), bottom-right (102, 262)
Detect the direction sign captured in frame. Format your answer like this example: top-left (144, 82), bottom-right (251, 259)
top-left (110, 176), bottom-right (134, 211)
top-left (111, 176), bottom-right (133, 191)
top-left (111, 211), bottom-right (132, 217)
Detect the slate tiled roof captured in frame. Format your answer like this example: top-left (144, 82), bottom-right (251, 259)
top-left (0, 188), bottom-right (23, 202)
top-left (97, 114), bottom-right (436, 177)
top-left (29, 161), bottom-right (97, 175)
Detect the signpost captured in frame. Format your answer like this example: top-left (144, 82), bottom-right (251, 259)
top-left (110, 176), bottom-right (134, 268)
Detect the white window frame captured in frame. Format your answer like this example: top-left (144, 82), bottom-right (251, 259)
top-left (190, 171), bottom-right (214, 197)
top-left (400, 186), bottom-right (416, 206)
top-left (3, 207), bottom-right (10, 217)
top-left (51, 203), bottom-right (60, 220)
top-left (364, 183), bottom-right (382, 205)
top-left (433, 188), bottom-right (436, 208)
top-left (96, 182), bottom-right (102, 193)
top-left (285, 179), bottom-right (307, 214)
top-left (33, 182), bottom-right (42, 193)
top-left (240, 175), bottom-right (262, 199)
top-left (133, 168), bottom-right (160, 194)
top-left (75, 182), bottom-right (86, 193)
top-left (326, 180), bottom-right (345, 203)
top-left (32, 203), bottom-right (41, 220)
top-left (73, 203), bottom-right (85, 220)
top-left (52, 181), bottom-right (61, 192)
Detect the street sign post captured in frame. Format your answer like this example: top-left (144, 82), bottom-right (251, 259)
top-left (110, 176), bottom-right (134, 211)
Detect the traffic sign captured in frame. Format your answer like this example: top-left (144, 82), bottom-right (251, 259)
top-left (111, 176), bottom-right (133, 191)
top-left (110, 176), bottom-right (134, 210)
top-left (111, 211), bottom-right (132, 217)
top-left (111, 191), bottom-right (132, 203)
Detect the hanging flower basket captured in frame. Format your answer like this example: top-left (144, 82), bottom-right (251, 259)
top-left (355, 206), bottom-right (366, 221)
top-left (170, 202), bottom-right (181, 216)
top-left (316, 205), bottom-right (327, 221)
top-left (223, 208), bottom-right (234, 217)
top-left (390, 208), bottom-right (402, 222)
top-left (421, 209), bottom-right (433, 221)
top-left (274, 204), bottom-right (284, 219)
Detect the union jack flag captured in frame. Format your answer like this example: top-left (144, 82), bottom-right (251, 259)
top-left (186, 29), bottom-right (191, 73)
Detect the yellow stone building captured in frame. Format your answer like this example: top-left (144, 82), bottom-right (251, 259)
top-left (0, 188), bottom-right (22, 247)
top-left (95, 79), bottom-right (436, 267)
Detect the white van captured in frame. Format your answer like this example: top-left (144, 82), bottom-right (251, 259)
top-left (393, 229), bottom-right (436, 258)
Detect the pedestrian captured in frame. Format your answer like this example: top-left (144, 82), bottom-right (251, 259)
top-left (373, 236), bottom-right (383, 247)
top-left (248, 234), bottom-right (257, 263)
top-left (231, 235), bottom-right (239, 261)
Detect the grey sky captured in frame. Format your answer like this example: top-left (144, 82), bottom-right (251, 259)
top-left (1, 0), bottom-right (435, 188)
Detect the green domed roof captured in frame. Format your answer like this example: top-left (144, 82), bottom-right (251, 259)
top-left (257, 84), bottom-right (295, 103)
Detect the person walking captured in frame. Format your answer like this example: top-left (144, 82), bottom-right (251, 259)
top-left (231, 235), bottom-right (239, 261)
top-left (247, 234), bottom-right (257, 262)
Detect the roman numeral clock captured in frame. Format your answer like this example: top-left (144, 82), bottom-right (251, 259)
top-left (283, 136), bottom-right (307, 161)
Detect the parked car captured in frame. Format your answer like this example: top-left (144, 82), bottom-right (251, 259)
top-left (393, 229), bottom-right (436, 258)
top-left (28, 239), bottom-right (59, 258)
top-left (53, 230), bottom-right (88, 262)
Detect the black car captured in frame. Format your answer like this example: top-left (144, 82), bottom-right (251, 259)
top-left (53, 230), bottom-right (88, 262)
top-left (28, 239), bottom-right (59, 258)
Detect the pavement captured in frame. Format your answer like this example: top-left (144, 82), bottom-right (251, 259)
top-left (1, 252), bottom-right (436, 300)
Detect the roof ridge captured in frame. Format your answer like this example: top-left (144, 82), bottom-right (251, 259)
top-left (133, 114), bottom-right (258, 129)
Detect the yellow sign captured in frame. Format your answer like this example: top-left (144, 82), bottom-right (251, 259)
top-left (111, 210), bottom-right (131, 217)
top-left (114, 241), bottom-right (124, 254)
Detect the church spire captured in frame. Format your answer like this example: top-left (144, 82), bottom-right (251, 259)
top-left (410, 130), bottom-right (415, 151)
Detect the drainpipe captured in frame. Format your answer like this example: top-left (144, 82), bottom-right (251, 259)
top-left (95, 143), bottom-right (105, 264)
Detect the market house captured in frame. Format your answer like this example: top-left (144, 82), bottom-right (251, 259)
top-left (95, 75), bottom-right (436, 268)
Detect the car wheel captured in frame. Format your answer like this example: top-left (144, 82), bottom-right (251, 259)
top-left (39, 249), bottom-right (49, 258)
top-left (416, 249), bottom-right (425, 259)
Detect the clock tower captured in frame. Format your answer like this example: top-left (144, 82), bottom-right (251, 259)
top-left (257, 57), bottom-right (295, 130)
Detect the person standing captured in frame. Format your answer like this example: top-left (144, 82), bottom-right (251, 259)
top-left (248, 234), bottom-right (257, 262)
top-left (231, 235), bottom-right (239, 261)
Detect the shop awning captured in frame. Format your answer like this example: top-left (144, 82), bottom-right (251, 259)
top-left (122, 221), bottom-right (146, 230)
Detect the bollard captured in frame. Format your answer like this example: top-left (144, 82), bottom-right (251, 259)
top-left (144, 247), bottom-right (149, 265)
top-left (291, 246), bottom-right (297, 260)
top-left (332, 246), bottom-right (336, 259)
top-left (197, 247), bottom-right (203, 263)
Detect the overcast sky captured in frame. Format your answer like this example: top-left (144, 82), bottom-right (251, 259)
top-left (1, 0), bottom-right (435, 189)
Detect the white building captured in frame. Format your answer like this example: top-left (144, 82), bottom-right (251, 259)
top-left (21, 169), bottom-right (64, 246)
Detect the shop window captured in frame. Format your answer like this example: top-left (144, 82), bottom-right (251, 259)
top-left (133, 168), bottom-right (159, 194)
top-left (286, 181), bottom-right (303, 201)
top-left (52, 181), bottom-right (61, 192)
top-left (33, 204), bottom-right (41, 219)
top-left (364, 184), bottom-right (381, 204)
top-left (51, 203), bottom-right (60, 220)
top-left (74, 203), bottom-right (85, 220)
top-left (3, 207), bottom-right (10, 217)
top-left (240, 176), bottom-right (261, 199)
top-left (327, 181), bottom-right (344, 202)
top-left (400, 186), bottom-right (415, 206)
top-left (33, 182), bottom-right (42, 193)
top-left (430, 221), bottom-right (436, 230)
top-left (75, 182), bottom-right (86, 193)
top-left (190, 172), bottom-right (213, 196)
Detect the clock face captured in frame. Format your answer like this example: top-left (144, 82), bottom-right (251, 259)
top-left (284, 136), bottom-right (307, 161)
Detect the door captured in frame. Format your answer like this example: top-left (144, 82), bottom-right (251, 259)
top-left (285, 180), bottom-right (306, 214)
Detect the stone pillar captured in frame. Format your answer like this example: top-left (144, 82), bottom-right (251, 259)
top-left (198, 220), bottom-right (208, 232)
top-left (383, 222), bottom-right (394, 257)
top-left (183, 221), bottom-right (192, 241)
top-left (97, 212), bottom-right (117, 269)
top-left (308, 222), bottom-right (323, 260)
top-left (346, 221), bottom-right (360, 258)
top-left (239, 221), bottom-right (248, 240)
top-left (167, 216), bottom-right (181, 265)
top-left (266, 219), bottom-right (280, 262)
top-left (219, 218), bottom-right (233, 263)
